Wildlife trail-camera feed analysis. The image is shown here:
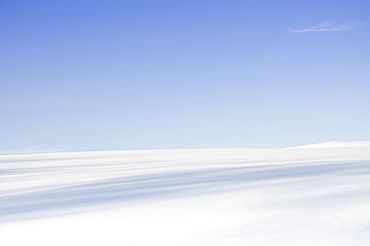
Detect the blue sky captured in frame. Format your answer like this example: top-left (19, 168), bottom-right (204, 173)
top-left (1, 0), bottom-right (370, 153)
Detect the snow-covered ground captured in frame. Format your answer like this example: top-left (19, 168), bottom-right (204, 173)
top-left (288, 141), bottom-right (370, 148)
top-left (1, 142), bottom-right (370, 245)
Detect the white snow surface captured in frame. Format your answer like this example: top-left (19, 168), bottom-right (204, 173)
top-left (288, 141), bottom-right (370, 148)
top-left (1, 145), bottom-right (370, 245)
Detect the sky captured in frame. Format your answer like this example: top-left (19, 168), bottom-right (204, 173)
top-left (1, 0), bottom-right (370, 153)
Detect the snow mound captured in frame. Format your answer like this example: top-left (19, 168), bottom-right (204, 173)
top-left (289, 141), bottom-right (370, 149)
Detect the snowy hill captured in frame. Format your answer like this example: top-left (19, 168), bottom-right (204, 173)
top-left (1, 147), bottom-right (370, 245)
top-left (288, 141), bottom-right (370, 148)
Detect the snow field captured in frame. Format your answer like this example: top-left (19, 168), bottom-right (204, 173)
top-left (1, 146), bottom-right (370, 245)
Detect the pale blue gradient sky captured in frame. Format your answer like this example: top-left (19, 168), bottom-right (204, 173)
top-left (1, 0), bottom-right (370, 153)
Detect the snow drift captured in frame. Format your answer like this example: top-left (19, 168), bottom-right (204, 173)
top-left (288, 141), bottom-right (370, 148)
top-left (1, 143), bottom-right (370, 245)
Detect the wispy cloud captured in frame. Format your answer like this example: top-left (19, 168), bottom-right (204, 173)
top-left (289, 21), bottom-right (368, 33)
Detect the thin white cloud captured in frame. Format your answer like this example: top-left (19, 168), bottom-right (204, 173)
top-left (289, 21), bottom-right (368, 33)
